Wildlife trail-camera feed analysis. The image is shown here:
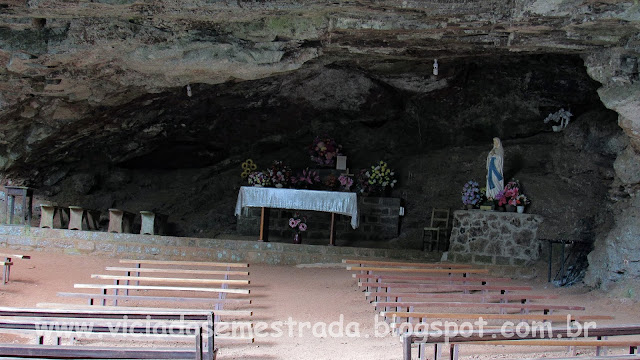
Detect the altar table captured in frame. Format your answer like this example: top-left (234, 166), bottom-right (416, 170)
top-left (234, 186), bottom-right (359, 245)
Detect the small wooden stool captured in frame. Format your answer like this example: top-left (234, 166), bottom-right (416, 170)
top-left (107, 209), bottom-right (135, 233)
top-left (68, 206), bottom-right (100, 230)
top-left (140, 211), bottom-right (167, 235)
top-left (39, 205), bottom-right (70, 229)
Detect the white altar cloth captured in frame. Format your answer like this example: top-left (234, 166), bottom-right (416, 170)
top-left (234, 186), bottom-right (359, 229)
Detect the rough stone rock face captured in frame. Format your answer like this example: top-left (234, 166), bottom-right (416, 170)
top-left (0, 0), bottom-right (638, 287)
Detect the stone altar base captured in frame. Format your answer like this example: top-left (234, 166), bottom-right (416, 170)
top-left (448, 210), bottom-right (544, 266)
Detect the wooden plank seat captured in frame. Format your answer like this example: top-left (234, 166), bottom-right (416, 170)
top-left (361, 282), bottom-right (533, 292)
top-left (107, 209), bottom-right (135, 233)
top-left (354, 273), bottom-right (511, 285)
top-left (139, 211), bottom-right (168, 235)
top-left (57, 292), bottom-right (252, 306)
top-left (0, 253), bottom-right (29, 284)
top-left (0, 306), bottom-right (216, 360)
top-left (373, 301), bottom-right (586, 315)
top-left (39, 204), bottom-right (69, 229)
top-left (91, 274), bottom-right (250, 286)
top-left (402, 324), bottom-right (640, 360)
top-left (119, 259), bottom-right (250, 268)
top-left (0, 344), bottom-right (203, 360)
top-left (105, 266), bottom-right (250, 276)
top-left (37, 303), bottom-right (253, 319)
top-left (366, 292), bottom-right (557, 302)
top-left (342, 259), bottom-right (474, 268)
top-left (68, 206), bottom-right (100, 231)
top-left (384, 311), bottom-right (614, 332)
top-left (25, 304), bottom-right (253, 344)
top-left (74, 283), bottom-right (250, 295)
top-left (346, 266), bottom-right (490, 275)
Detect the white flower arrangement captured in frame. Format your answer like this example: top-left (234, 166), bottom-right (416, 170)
top-left (544, 108), bottom-right (572, 132)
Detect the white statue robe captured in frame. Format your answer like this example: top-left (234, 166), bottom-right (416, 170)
top-left (486, 153), bottom-right (504, 199)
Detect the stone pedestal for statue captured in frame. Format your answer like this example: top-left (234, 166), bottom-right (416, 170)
top-left (448, 210), bottom-right (543, 265)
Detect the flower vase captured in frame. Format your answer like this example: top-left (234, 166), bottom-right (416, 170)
top-left (466, 204), bottom-right (474, 210)
top-left (505, 204), bottom-right (516, 212)
top-left (517, 205), bottom-right (525, 214)
top-left (293, 232), bottom-right (301, 244)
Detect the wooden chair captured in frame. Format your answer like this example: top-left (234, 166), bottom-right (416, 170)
top-left (422, 208), bottom-right (450, 251)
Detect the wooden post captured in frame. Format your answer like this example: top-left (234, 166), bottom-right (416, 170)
top-left (259, 207), bottom-right (269, 242)
top-left (329, 212), bottom-right (337, 246)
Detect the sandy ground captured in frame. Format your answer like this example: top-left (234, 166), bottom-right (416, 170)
top-left (0, 251), bottom-right (640, 359)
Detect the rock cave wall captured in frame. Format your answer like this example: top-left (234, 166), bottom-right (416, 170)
top-left (0, 0), bottom-right (638, 289)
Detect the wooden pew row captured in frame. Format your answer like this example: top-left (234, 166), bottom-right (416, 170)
top-left (120, 259), bottom-right (249, 268)
top-left (402, 324), bottom-right (640, 360)
top-left (74, 283), bottom-right (250, 295)
top-left (342, 259), bottom-right (474, 269)
top-left (57, 292), bottom-right (252, 306)
top-left (346, 266), bottom-right (489, 274)
top-left (360, 282), bottom-right (532, 292)
top-left (373, 301), bottom-right (585, 315)
top-left (354, 273), bottom-right (511, 285)
top-left (384, 311), bottom-right (614, 333)
top-left (0, 307), bottom-right (216, 360)
top-left (364, 291), bottom-right (557, 303)
top-left (38, 303), bottom-right (253, 318)
top-left (106, 266), bottom-right (250, 276)
top-left (91, 274), bottom-right (250, 286)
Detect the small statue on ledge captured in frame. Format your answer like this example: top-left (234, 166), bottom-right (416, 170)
top-left (486, 137), bottom-right (504, 200)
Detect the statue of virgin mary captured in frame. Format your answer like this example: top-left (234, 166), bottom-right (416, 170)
top-left (486, 137), bottom-right (504, 200)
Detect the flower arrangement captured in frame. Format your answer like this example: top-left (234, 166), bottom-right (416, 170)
top-left (544, 108), bottom-right (572, 132)
top-left (516, 194), bottom-right (531, 206)
top-left (240, 159), bottom-right (257, 178)
top-left (366, 161), bottom-right (397, 194)
top-left (461, 180), bottom-right (482, 206)
top-left (267, 160), bottom-right (292, 188)
top-left (324, 173), bottom-right (338, 190)
top-left (291, 168), bottom-right (321, 189)
top-left (289, 212), bottom-right (307, 233)
top-left (497, 180), bottom-right (521, 206)
top-left (355, 169), bottom-right (373, 195)
top-left (247, 171), bottom-right (271, 187)
top-left (338, 174), bottom-right (354, 191)
top-left (309, 135), bottom-right (343, 166)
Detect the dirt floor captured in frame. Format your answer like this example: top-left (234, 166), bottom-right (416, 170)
top-left (1, 251), bottom-right (640, 359)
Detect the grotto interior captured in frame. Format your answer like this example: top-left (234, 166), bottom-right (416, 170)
top-left (0, 1), bottom-right (639, 289)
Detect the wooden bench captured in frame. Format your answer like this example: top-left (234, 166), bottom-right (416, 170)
top-left (0, 253), bottom-right (29, 284)
top-left (0, 306), bottom-right (217, 360)
top-left (373, 301), bottom-right (585, 315)
top-left (107, 208), bottom-right (135, 233)
top-left (39, 204), bottom-right (69, 229)
top-left (104, 260), bottom-right (252, 323)
top-left (119, 259), bottom-right (250, 268)
top-left (384, 311), bottom-right (613, 334)
top-left (343, 259), bottom-right (474, 269)
top-left (354, 273), bottom-right (511, 285)
top-left (90, 274), bottom-right (250, 286)
top-left (57, 292), bottom-right (252, 306)
top-left (68, 206), bottom-right (100, 231)
top-left (346, 266), bottom-right (490, 275)
top-left (365, 292), bottom-right (557, 303)
top-left (402, 324), bottom-right (640, 360)
top-left (73, 283), bottom-right (250, 295)
top-left (139, 211), bottom-right (168, 235)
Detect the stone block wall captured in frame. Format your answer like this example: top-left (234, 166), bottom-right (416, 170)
top-left (448, 210), bottom-right (544, 265)
top-left (237, 196), bottom-right (401, 242)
